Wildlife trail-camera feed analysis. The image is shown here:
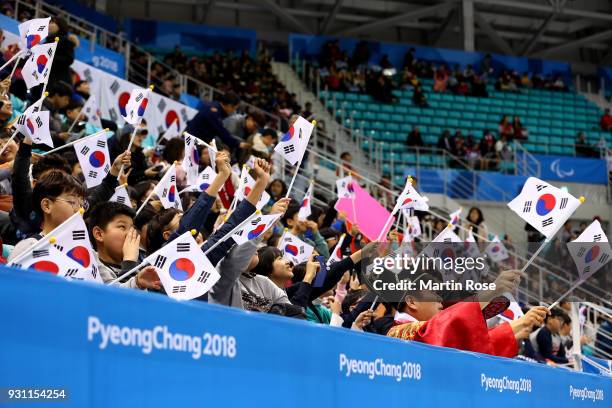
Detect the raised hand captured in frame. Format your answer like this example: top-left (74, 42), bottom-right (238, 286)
top-left (136, 265), bottom-right (161, 290)
top-left (215, 151), bottom-right (231, 177)
top-left (252, 158), bottom-right (271, 184)
top-left (110, 150), bottom-right (132, 177)
top-left (270, 197), bottom-right (291, 215)
top-left (122, 227), bottom-right (141, 262)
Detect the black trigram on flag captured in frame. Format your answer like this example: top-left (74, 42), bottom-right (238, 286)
top-left (162, 188), bottom-right (168, 197)
top-left (197, 271), bottom-right (211, 283)
top-left (443, 238), bottom-right (452, 243)
top-left (89, 170), bottom-right (98, 179)
top-left (91, 264), bottom-right (98, 279)
top-left (577, 247), bottom-right (586, 257)
top-left (599, 253), bottom-right (610, 264)
top-left (17, 114), bottom-right (26, 125)
top-left (80, 146), bottom-right (90, 155)
top-left (33, 249), bottom-right (49, 258)
top-left (559, 197), bottom-right (568, 210)
top-left (283, 145), bottom-right (296, 155)
top-left (104, 163), bottom-right (110, 173)
top-left (170, 175), bottom-right (176, 183)
top-left (186, 135), bottom-right (192, 145)
top-left (542, 218), bottom-right (553, 227)
top-left (202, 173), bottom-right (210, 180)
top-left (36, 25), bottom-right (45, 32)
top-left (297, 128), bottom-right (303, 139)
top-left (251, 217), bottom-right (262, 226)
top-left (523, 201), bottom-right (532, 213)
top-left (116, 196), bottom-right (126, 204)
top-left (110, 80), bottom-right (120, 94)
top-left (65, 269), bottom-right (78, 277)
top-left (177, 242), bottom-right (190, 252)
top-left (96, 140), bottom-right (105, 148)
top-left (593, 234), bottom-right (602, 242)
top-left (46, 47), bottom-right (53, 57)
top-left (72, 230), bottom-right (86, 240)
top-left (54, 244), bottom-right (64, 252)
top-left (83, 68), bottom-right (93, 82)
top-left (154, 255), bottom-right (167, 268)
top-left (108, 108), bottom-right (118, 122)
top-left (536, 184), bottom-right (547, 192)
top-left (583, 265), bottom-right (591, 276)
top-left (172, 286), bottom-right (186, 294)
top-left (35, 116), bottom-right (43, 127)
top-left (157, 98), bottom-right (166, 113)
top-left (135, 93), bottom-right (143, 103)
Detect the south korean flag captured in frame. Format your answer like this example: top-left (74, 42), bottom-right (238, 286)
top-left (182, 166), bottom-right (217, 194)
top-left (73, 130), bottom-right (111, 188)
top-left (326, 233), bottom-right (346, 266)
top-left (181, 133), bottom-right (200, 186)
top-left (144, 231), bottom-right (221, 300)
top-left (153, 164), bottom-right (182, 211)
top-left (122, 87), bottom-right (151, 125)
top-left (235, 165), bottom-right (270, 210)
top-left (81, 95), bottom-right (103, 129)
top-left (485, 235), bottom-right (510, 263)
top-left (402, 214), bottom-right (422, 242)
top-left (14, 95), bottom-right (52, 148)
top-left (278, 231), bottom-right (314, 265)
top-left (9, 243), bottom-right (86, 280)
top-left (507, 177), bottom-right (582, 239)
top-left (232, 213), bottom-right (282, 245)
top-left (336, 175), bottom-right (355, 199)
top-left (110, 185), bottom-right (132, 208)
top-left (420, 227), bottom-right (462, 281)
top-left (18, 17), bottom-right (50, 50)
top-left (21, 42), bottom-right (56, 90)
top-left (274, 116), bottom-right (314, 166)
top-left (568, 220), bottom-right (612, 281)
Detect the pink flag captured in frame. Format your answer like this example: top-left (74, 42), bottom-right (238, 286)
top-left (335, 183), bottom-right (394, 241)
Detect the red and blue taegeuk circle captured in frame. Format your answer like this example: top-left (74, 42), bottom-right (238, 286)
top-left (28, 260), bottom-right (59, 274)
top-left (165, 111), bottom-right (179, 128)
top-left (248, 224), bottom-right (266, 239)
top-left (535, 193), bottom-right (556, 216)
top-left (169, 258), bottom-right (195, 281)
top-left (285, 244), bottom-right (299, 256)
top-left (26, 118), bottom-right (35, 134)
top-left (67, 246), bottom-right (91, 268)
top-left (137, 98), bottom-right (148, 116)
top-left (36, 54), bottom-right (48, 73)
top-left (168, 185), bottom-right (176, 202)
top-left (199, 182), bottom-right (210, 191)
top-left (281, 126), bottom-right (294, 142)
top-left (26, 34), bottom-right (41, 49)
top-left (118, 92), bottom-right (130, 117)
top-left (301, 198), bottom-right (309, 208)
top-left (88, 151), bottom-right (106, 168)
top-left (584, 246), bottom-right (600, 263)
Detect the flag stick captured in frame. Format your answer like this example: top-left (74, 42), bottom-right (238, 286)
top-left (519, 239), bottom-right (549, 274)
top-left (40, 38), bottom-right (59, 97)
top-left (108, 261), bottom-right (149, 285)
top-left (277, 228), bottom-right (287, 250)
top-left (117, 125), bottom-right (139, 180)
top-left (0, 50), bottom-right (23, 73)
top-left (548, 279), bottom-right (584, 310)
top-left (376, 206), bottom-right (397, 242)
top-left (394, 208), bottom-right (402, 232)
top-left (368, 295), bottom-right (379, 311)
top-left (201, 211), bottom-right (260, 256)
top-left (41, 128), bottom-right (108, 155)
top-left (0, 130), bottom-right (18, 157)
top-left (135, 188), bottom-right (156, 216)
top-left (284, 158), bottom-right (302, 199)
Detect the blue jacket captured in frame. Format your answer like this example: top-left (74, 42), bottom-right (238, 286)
top-left (184, 101), bottom-right (241, 150)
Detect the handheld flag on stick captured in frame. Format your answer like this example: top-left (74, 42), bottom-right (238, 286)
top-left (180, 166), bottom-right (217, 194)
top-left (13, 93), bottom-right (52, 148)
top-left (9, 240), bottom-right (87, 280)
top-left (74, 130), bottom-right (111, 188)
top-left (278, 229), bottom-right (314, 265)
top-left (232, 213), bottom-right (282, 245)
top-left (298, 181), bottom-right (313, 221)
top-left (397, 177), bottom-right (429, 212)
top-left (485, 235), bottom-right (509, 263)
top-left (18, 17), bottom-right (50, 50)
top-left (275, 116), bottom-right (315, 198)
top-left (507, 177), bottom-right (584, 273)
top-left (122, 86), bottom-right (152, 125)
top-left (497, 293), bottom-right (525, 322)
top-left (327, 233), bottom-right (346, 266)
top-left (75, 95), bottom-right (103, 131)
top-left (136, 163), bottom-right (181, 215)
top-left (448, 208), bottom-right (462, 226)
top-left (21, 40), bottom-right (57, 91)
top-left (110, 184), bottom-right (132, 208)
top-left (549, 220), bottom-right (612, 309)
top-left (234, 165), bottom-right (270, 210)
top-left (144, 231), bottom-right (221, 300)
top-left (42, 128), bottom-right (108, 156)
top-left (182, 132), bottom-right (200, 186)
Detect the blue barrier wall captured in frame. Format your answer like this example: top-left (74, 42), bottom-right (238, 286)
top-left (290, 34), bottom-right (572, 83)
top-left (0, 14), bottom-right (125, 77)
top-left (0, 267), bottom-right (609, 407)
top-left (533, 154), bottom-right (608, 185)
top-left (403, 167), bottom-right (528, 202)
top-left (124, 19), bottom-right (257, 56)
